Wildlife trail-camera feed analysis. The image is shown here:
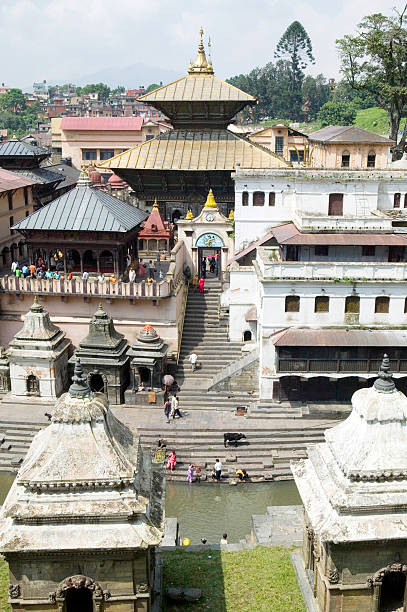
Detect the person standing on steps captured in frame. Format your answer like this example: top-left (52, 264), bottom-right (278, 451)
top-left (164, 398), bottom-right (171, 423)
top-left (170, 394), bottom-right (182, 418)
top-left (189, 352), bottom-right (198, 372)
top-left (187, 463), bottom-right (194, 484)
top-left (148, 260), bottom-right (155, 279)
top-left (220, 533), bottom-right (228, 546)
top-left (214, 458), bottom-right (222, 481)
top-left (198, 277), bottom-right (205, 293)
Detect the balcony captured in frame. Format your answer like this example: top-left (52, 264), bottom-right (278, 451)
top-left (257, 248), bottom-right (407, 282)
top-left (294, 211), bottom-right (392, 232)
top-left (278, 358), bottom-right (407, 374)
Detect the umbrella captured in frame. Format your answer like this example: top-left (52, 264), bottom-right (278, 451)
top-left (163, 374), bottom-right (174, 386)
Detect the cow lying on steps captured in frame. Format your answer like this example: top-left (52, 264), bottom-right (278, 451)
top-left (224, 432), bottom-right (247, 447)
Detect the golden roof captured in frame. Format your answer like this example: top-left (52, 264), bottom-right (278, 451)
top-left (204, 189), bottom-right (217, 209)
top-left (228, 208), bottom-right (235, 220)
top-left (98, 129), bottom-right (289, 171)
top-left (138, 74), bottom-right (255, 103)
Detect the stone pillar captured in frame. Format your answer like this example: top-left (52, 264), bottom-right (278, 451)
top-left (96, 251), bottom-right (100, 274)
top-left (372, 583), bottom-right (380, 612)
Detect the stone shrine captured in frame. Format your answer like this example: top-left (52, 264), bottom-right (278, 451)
top-left (70, 304), bottom-right (129, 404)
top-left (125, 325), bottom-right (168, 405)
top-left (0, 346), bottom-right (10, 394)
top-left (0, 358), bottom-right (165, 611)
top-left (292, 355), bottom-right (407, 612)
top-left (8, 297), bottom-right (70, 399)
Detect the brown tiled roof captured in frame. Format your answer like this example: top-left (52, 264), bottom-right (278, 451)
top-left (308, 125), bottom-right (394, 144)
top-left (98, 129), bottom-right (289, 171)
top-left (271, 328), bottom-right (407, 347)
top-left (0, 167), bottom-right (38, 192)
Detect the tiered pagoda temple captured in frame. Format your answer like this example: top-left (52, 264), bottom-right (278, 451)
top-left (99, 29), bottom-right (288, 219)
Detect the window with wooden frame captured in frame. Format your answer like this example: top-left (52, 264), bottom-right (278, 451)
top-left (285, 295), bottom-right (300, 312)
top-left (404, 298), bottom-right (407, 313)
top-left (367, 151), bottom-right (376, 168)
top-left (345, 295), bottom-right (360, 313)
top-left (375, 296), bottom-right (389, 313)
top-left (242, 191), bottom-right (249, 206)
top-left (404, 194), bottom-right (407, 208)
top-left (253, 191), bottom-right (265, 206)
top-left (314, 296), bottom-right (329, 313)
top-left (362, 245), bottom-right (375, 257)
top-left (341, 151), bottom-right (350, 168)
top-left (7, 193), bottom-right (12, 211)
top-left (269, 192), bottom-right (276, 206)
top-left (394, 193), bottom-right (401, 208)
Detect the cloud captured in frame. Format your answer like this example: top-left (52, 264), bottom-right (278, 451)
top-left (0, 0), bottom-right (401, 88)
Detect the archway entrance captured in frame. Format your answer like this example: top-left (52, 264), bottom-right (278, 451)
top-left (65, 586), bottom-right (93, 612)
top-left (379, 571), bottom-right (406, 611)
top-left (89, 373), bottom-right (105, 393)
top-left (198, 248), bottom-right (221, 278)
top-left (138, 366), bottom-right (151, 387)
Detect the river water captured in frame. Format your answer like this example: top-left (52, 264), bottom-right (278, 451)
top-left (0, 473), bottom-right (300, 545)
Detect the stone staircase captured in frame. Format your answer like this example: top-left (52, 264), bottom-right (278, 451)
top-left (0, 420), bottom-right (44, 470)
top-left (138, 424), bottom-right (337, 482)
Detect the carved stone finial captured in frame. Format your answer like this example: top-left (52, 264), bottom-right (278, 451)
top-left (374, 354), bottom-right (396, 393)
top-left (69, 358), bottom-right (91, 398)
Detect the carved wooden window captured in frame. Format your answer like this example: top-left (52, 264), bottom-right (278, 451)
top-left (315, 296), bottom-right (329, 313)
top-left (394, 193), bottom-right (401, 208)
top-left (285, 295), bottom-right (300, 312)
top-left (375, 296), bottom-right (389, 313)
top-left (345, 295), bottom-right (360, 313)
top-left (269, 192), bottom-right (276, 206)
top-left (242, 191), bottom-right (249, 206)
top-left (328, 193), bottom-right (343, 216)
top-left (253, 191), bottom-right (265, 206)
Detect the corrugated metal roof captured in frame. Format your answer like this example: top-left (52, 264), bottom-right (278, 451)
top-left (0, 139), bottom-right (48, 157)
top-left (229, 230), bottom-right (275, 264)
top-left (0, 167), bottom-right (38, 192)
top-left (14, 167), bottom-right (64, 185)
top-left (272, 223), bottom-right (407, 246)
top-left (13, 186), bottom-right (148, 233)
top-left (61, 117), bottom-right (145, 131)
top-left (308, 125), bottom-right (394, 144)
top-left (98, 129), bottom-right (289, 171)
top-left (272, 328), bottom-right (407, 347)
top-left (138, 74), bottom-right (256, 103)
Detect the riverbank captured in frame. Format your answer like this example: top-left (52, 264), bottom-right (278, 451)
top-left (162, 547), bottom-right (306, 611)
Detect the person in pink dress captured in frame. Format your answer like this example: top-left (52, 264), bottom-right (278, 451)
top-left (187, 464), bottom-right (194, 484)
top-left (166, 451), bottom-right (177, 471)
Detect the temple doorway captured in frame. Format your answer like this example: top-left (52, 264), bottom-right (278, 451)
top-left (138, 367), bottom-right (151, 386)
top-left (89, 374), bottom-right (105, 393)
top-left (198, 247), bottom-right (221, 278)
top-left (65, 586), bottom-right (93, 612)
top-left (26, 375), bottom-right (39, 395)
top-left (379, 571), bottom-right (406, 611)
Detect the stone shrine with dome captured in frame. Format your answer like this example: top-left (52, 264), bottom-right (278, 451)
top-left (292, 355), bottom-right (407, 612)
top-left (0, 358), bottom-right (165, 611)
top-left (69, 304), bottom-right (130, 404)
top-left (125, 325), bottom-right (168, 405)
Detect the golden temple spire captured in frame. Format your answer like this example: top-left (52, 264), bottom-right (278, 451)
top-left (185, 209), bottom-right (194, 220)
top-left (204, 189), bottom-right (217, 209)
top-left (228, 208), bottom-right (235, 221)
top-left (188, 27), bottom-right (214, 75)
top-left (152, 198), bottom-right (159, 210)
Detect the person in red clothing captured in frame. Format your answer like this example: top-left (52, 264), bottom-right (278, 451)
top-left (198, 277), bottom-right (205, 293)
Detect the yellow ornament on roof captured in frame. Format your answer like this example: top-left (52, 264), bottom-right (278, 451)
top-left (152, 198), bottom-right (159, 210)
top-left (228, 208), bottom-right (235, 221)
top-left (204, 189), bottom-right (217, 209)
top-left (186, 209), bottom-right (194, 220)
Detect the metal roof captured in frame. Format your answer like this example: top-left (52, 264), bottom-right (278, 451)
top-left (308, 125), bottom-right (394, 145)
top-left (272, 223), bottom-right (407, 246)
top-left (13, 186), bottom-right (148, 233)
top-left (61, 117), bottom-right (145, 131)
top-left (272, 328), bottom-right (407, 347)
top-left (0, 167), bottom-right (38, 192)
top-left (138, 74), bottom-right (256, 103)
top-left (0, 138), bottom-right (49, 158)
top-left (98, 129), bottom-right (289, 171)
top-left (14, 167), bottom-right (65, 185)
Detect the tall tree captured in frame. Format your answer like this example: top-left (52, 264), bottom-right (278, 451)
top-left (337, 6), bottom-right (407, 156)
top-left (275, 21), bottom-right (315, 120)
top-left (317, 100), bottom-right (357, 126)
top-left (0, 89), bottom-right (26, 113)
top-left (302, 75), bottom-right (330, 120)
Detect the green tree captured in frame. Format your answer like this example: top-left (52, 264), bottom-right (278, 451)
top-left (112, 85), bottom-right (125, 94)
top-left (337, 6), bottom-right (407, 156)
top-left (146, 83), bottom-right (160, 93)
top-left (0, 89), bottom-right (26, 112)
top-left (302, 74), bottom-right (330, 120)
top-left (275, 21), bottom-right (315, 120)
top-left (317, 100), bottom-right (357, 126)
top-left (76, 83), bottom-right (111, 101)
top-left (333, 80), bottom-right (378, 110)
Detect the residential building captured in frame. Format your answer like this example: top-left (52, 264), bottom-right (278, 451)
top-left (32, 79), bottom-right (49, 100)
top-left (58, 116), bottom-right (169, 169)
top-left (0, 167), bottom-right (37, 266)
top-left (250, 123), bottom-right (309, 163)
top-left (0, 83), bottom-right (10, 95)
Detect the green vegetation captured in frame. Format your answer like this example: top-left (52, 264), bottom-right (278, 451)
top-left (0, 558), bottom-right (11, 612)
top-left (354, 107), bottom-right (391, 136)
top-left (162, 547), bottom-right (305, 612)
top-left (317, 100), bottom-right (357, 127)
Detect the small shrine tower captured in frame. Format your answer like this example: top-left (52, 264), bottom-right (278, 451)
top-left (8, 297), bottom-right (70, 398)
top-left (138, 198), bottom-right (172, 259)
top-left (0, 359), bottom-right (165, 611)
top-left (292, 355), bottom-right (407, 612)
top-left (69, 304), bottom-right (130, 404)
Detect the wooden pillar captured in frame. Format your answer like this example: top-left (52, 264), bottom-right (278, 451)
top-left (113, 249), bottom-right (119, 277)
top-left (63, 248), bottom-right (67, 275)
top-left (80, 250), bottom-right (84, 275)
top-left (96, 251), bottom-right (100, 274)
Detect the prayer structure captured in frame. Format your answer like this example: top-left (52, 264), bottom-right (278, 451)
top-left (292, 355), bottom-right (407, 612)
top-left (0, 358), bottom-right (165, 611)
top-left (125, 325), bottom-right (168, 405)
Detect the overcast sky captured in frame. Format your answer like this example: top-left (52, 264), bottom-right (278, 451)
top-left (0, 0), bottom-right (400, 89)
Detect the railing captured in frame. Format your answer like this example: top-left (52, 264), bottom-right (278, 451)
top-left (293, 211), bottom-right (392, 232)
top-left (278, 358), bottom-right (407, 374)
top-left (257, 249), bottom-right (407, 282)
top-left (0, 275), bottom-right (171, 299)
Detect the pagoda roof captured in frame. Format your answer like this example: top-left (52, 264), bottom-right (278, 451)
top-left (138, 72), bottom-right (256, 103)
top-left (139, 202), bottom-right (170, 238)
top-left (13, 171), bottom-right (148, 233)
top-left (98, 129), bottom-right (289, 172)
top-left (0, 137), bottom-right (49, 159)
